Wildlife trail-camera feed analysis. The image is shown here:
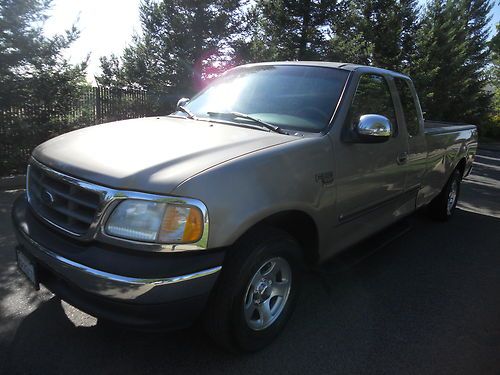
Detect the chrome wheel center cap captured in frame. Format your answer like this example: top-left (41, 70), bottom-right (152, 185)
top-left (253, 279), bottom-right (272, 304)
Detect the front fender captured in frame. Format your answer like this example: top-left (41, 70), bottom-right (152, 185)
top-left (172, 136), bottom-right (335, 252)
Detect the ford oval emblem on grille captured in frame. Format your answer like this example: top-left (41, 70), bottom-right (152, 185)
top-left (41, 189), bottom-right (55, 206)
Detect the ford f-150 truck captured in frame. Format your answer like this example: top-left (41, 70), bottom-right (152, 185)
top-left (12, 62), bottom-right (477, 352)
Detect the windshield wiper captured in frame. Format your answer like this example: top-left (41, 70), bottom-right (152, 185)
top-left (178, 105), bottom-right (197, 120)
top-left (207, 111), bottom-right (287, 134)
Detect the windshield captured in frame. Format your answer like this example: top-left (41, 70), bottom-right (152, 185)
top-left (175, 65), bottom-right (349, 133)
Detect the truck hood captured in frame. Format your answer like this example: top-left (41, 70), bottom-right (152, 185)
top-left (33, 117), bottom-right (296, 194)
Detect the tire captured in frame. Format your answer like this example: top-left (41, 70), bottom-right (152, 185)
top-left (428, 167), bottom-right (463, 221)
top-left (203, 227), bottom-right (303, 353)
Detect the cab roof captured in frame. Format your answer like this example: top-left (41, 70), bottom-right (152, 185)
top-left (238, 61), bottom-right (411, 80)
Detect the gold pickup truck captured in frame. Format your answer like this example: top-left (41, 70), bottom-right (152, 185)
top-left (12, 62), bottom-right (477, 352)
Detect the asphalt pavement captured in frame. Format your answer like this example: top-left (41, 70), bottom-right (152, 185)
top-left (1, 149), bottom-right (499, 374)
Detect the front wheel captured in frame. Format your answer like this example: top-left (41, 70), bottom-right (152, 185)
top-left (203, 228), bottom-right (302, 352)
top-left (428, 168), bottom-right (462, 221)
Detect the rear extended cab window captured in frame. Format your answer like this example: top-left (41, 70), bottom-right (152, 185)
top-left (394, 78), bottom-right (421, 136)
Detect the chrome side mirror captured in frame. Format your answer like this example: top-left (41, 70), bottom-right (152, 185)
top-left (176, 97), bottom-right (190, 109)
top-left (355, 114), bottom-right (392, 141)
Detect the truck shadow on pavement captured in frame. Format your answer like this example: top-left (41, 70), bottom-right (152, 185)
top-left (0, 190), bottom-right (52, 331)
top-left (3, 207), bottom-right (500, 374)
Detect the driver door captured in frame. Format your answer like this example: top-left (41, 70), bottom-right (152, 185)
top-left (331, 73), bottom-right (410, 250)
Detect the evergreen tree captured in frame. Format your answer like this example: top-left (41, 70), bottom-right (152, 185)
top-left (490, 24), bottom-right (500, 115)
top-left (98, 54), bottom-right (126, 88)
top-left (325, 0), bottom-right (372, 65)
top-left (482, 23), bottom-right (500, 139)
top-left (98, 0), bottom-right (242, 93)
top-left (0, 0), bottom-right (87, 107)
top-left (410, 0), bottom-right (454, 117)
top-left (327, 0), bottom-right (420, 71)
top-left (456, 0), bottom-right (493, 123)
top-left (492, 24), bottom-right (500, 61)
top-left (240, 0), bottom-right (337, 62)
top-left (399, 0), bottom-right (420, 71)
top-left (412, 0), bottom-right (492, 124)
top-left (0, 0), bottom-right (87, 175)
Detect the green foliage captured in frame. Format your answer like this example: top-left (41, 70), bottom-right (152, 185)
top-left (481, 115), bottom-right (500, 139)
top-left (0, 0), bottom-right (87, 107)
top-left (490, 24), bottom-right (500, 114)
top-left (98, 54), bottom-right (124, 88)
top-left (2, 0), bottom-right (496, 177)
top-left (411, 0), bottom-right (493, 125)
top-left (492, 24), bottom-right (500, 58)
top-left (97, 0), bottom-right (242, 93)
top-left (237, 0), bottom-right (336, 62)
top-left (483, 23), bottom-right (500, 139)
top-left (327, 0), bottom-right (420, 71)
top-left (0, 0), bottom-right (88, 175)
top-left (97, 0), bottom-right (496, 135)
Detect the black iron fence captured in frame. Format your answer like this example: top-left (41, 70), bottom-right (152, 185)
top-left (0, 87), bottom-right (179, 177)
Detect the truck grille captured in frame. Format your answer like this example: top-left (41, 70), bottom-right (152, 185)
top-left (27, 162), bottom-right (101, 236)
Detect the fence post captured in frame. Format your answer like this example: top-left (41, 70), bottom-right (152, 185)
top-left (95, 86), bottom-right (101, 124)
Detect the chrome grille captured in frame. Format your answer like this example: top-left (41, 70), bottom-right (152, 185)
top-left (27, 162), bottom-right (101, 236)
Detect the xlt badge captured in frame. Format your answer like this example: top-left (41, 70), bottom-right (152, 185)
top-left (315, 171), bottom-right (334, 186)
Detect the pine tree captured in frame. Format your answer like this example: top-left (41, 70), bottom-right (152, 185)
top-left (325, 0), bottom-right (372, 65)
top-left (455, 0), bottom-right (493, 123)
top-left (490, 24), bottom-right (500, 115)
top-left (410, 0), bottom-right (453, 119)
top-left (412, 0), bottom-right (492, 124)
top-left (0, 0), bottom-right (87, 175)
top-left (240, 0), bottom-right (336, 62)
top-left (98, 0), bottom-right (242, 93)
top-left (0, 0), bottom-right (86, 107)
top-left (480, 22), bottom-right (500, 139)
top-left (326, 0), bottom-right (420, 71)
top-left (492, 24), bottom-right (500, 62)
top-left (399, 0), bottom-right (420, 71)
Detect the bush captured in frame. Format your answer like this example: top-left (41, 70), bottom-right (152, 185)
top-left (480, 115), bottom-right (500, 140)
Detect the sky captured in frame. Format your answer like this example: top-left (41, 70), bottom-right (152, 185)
top-left (44, 0), bottom-right (142, 83)
top-left (44, 0), bottom-right (500, 83)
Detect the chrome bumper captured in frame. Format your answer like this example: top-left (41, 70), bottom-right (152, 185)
top-left (16, 224), bottom-right (222, 304)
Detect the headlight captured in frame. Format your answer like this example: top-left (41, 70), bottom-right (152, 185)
top-left (105, 199), bottom-right (204, 244)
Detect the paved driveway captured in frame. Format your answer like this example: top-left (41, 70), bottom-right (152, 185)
top-left (1, 150), bottom-right (499, 374)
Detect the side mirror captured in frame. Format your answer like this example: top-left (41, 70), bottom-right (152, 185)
top-left (355, 114), bottom-right (392, 142)
top-left (176, 97), bottom-right (190, 109)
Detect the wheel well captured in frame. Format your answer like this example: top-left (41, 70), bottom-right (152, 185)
top-left (251, 210), bottom-right (320, 265)
top-left (456, 158), bottom-right (466, 176)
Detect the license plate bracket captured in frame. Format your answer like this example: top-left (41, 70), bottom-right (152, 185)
top-left (16, 248), bottom-right (39, 290)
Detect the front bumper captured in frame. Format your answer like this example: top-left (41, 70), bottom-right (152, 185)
top-left (12, 194), bottom-right (224, 329)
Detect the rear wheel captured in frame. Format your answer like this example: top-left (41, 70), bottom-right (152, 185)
top-left (428, 168), bottom-right (462, 221)
top-left (204, 227), bottom-right (302, 352)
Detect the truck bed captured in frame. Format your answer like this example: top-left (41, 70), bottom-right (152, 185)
top-left (419, 120), bottom-right (477, 207)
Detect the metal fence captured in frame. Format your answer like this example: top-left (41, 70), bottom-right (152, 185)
top-left (0, 87), bottom-right (177, 177)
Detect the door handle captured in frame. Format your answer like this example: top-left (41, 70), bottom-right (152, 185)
top-left (397, 152), bottom-right (408, 165)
